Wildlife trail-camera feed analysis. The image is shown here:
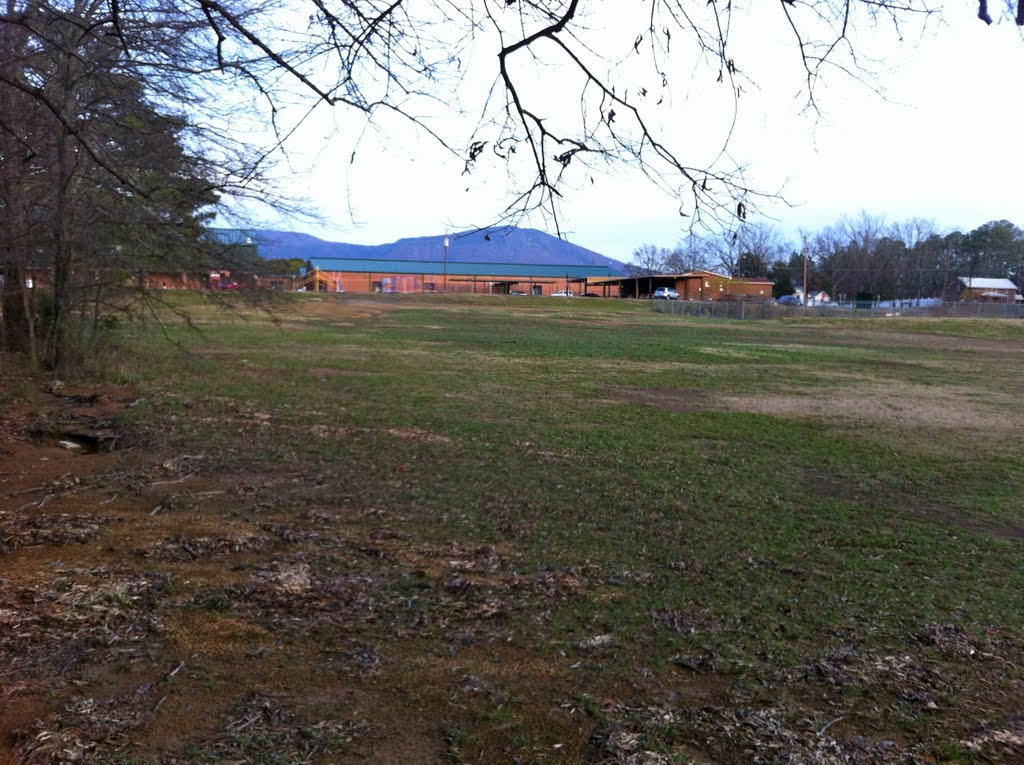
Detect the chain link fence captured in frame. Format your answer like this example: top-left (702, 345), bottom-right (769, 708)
top-left (652, 300), bottom-right (1024, 320)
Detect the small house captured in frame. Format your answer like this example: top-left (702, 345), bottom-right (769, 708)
top-left (793, 284), bottom-right (831, 305)
top-left (957, 277), bottom-right (1022, 303)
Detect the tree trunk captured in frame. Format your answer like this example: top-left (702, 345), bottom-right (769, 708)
top-left (2, 263), bottom-right (39, 368)
top-left (1, 0), bottom-right (41, 370)
top-left (46, 35), bottom-right (84, 375)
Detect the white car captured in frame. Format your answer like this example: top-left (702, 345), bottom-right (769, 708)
top-left (550, 289), bottom-right (574, 297)
top-left (653, 287), bottom-right (680, 300)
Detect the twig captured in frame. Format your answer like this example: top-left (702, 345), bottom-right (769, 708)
top-left (150, 474), bottom-right (195, 486)
top-left (227, 713), bottom-right (262, 733)
top-left (818, 716), bottom-right (844, 736)
top-left (14, 485), bottom-right (87, 511)
top-left (15, 495), bottom-right (55, 512)
top-left (149, 504), bottom-right (163, 516)
top-left (167, 661), bottom-right (186, 679)
top-left (2, 485), bottom-right (47, 498)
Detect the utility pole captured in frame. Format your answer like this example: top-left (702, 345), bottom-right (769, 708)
top-left (443, 234), bottom-right (449, 293)
top-left (802, 243), bottom-right (809, 307)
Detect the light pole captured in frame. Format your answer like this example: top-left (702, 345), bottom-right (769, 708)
top-left (443, 234), bottom-right (449, 292)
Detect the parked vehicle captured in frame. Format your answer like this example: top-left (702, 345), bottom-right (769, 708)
top-left (551, 289), bottom-right (574, 297)
top-left (777, 294), bottom-right (802, 306)
top-left (508, 290), bottom-right (527, 296)
top-left (653, 287), bottom-right (680, 300)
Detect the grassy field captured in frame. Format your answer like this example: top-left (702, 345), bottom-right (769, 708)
top-left (4, 293), bottom-right (1024, 764)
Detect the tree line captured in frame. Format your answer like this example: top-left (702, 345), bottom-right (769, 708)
top-left (0, 1), bottom-right (280, 374)
top-left (632, 215), bottom-right (1024, 300)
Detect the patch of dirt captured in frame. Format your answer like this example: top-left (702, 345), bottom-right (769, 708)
top-left (697, 346), bottom-right (752, 358)
top-left (291, 296), bottom-right (389, 322)
top-left (806, 471), bottom-right (1024, 539)
top-left (308, 367), bottom-right (373, 377)
top-left (514, 440), bottom-right (575, 462)
top-left (844, 327), bottom-right (1024, 355)
top-left (603, 385), bottom-right (711, 413)
top-left (717, 381), bottom-right (1024, 430)
top-left (911, 506), bottom-right (1024, 540)
top-left (385, 427), bottom-right (452, 444)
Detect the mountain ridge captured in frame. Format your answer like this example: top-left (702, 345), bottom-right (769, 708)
top-left (243, 228), bottom-right (627, 271)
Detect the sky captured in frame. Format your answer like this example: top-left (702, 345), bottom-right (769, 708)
top-left (250, 1), bottom-right (1024, 264)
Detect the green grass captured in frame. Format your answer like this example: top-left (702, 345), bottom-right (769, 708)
top-left (122, 296), bottom-right (1024, 637)
top-left (111, 294), bottom-right (1024, 760)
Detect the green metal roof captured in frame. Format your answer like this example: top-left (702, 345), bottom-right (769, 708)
top-left (306, 258), bottom-right (622, 278)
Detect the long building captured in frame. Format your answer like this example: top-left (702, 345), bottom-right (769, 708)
top-left (302, 258), bottom-right (624, 296)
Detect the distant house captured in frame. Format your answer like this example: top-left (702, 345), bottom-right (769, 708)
top-left (957, 277), bottom-right (1022, 303)
top-left (793, 284), bottom-right (831, 305)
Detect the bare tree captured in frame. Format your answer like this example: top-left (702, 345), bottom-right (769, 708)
top-left (664, 225), bottom-right (790, 277)
top-left (889, 218), bottom-right (939, 299)
top-left (727, 223), bottom-right (790, 278)
top-left (826, 211), bottom-right (890, 298)
top-left (685, 230), bottom-right (743, 277)
top-left (664, 235), bottom-right (712, 273)
top-left (15, 0), bottom-right (978, 232)
top-left (259, 0), bottom-right (1017, 233)
top-left (808, 226), bottom-right (845, 300)
top-left (631, 244), bottom-right (668, 276)
top-left (889, 218), bottom-right (938, 252)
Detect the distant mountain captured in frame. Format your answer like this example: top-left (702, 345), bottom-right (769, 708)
top-left (244, 228), bottom-right (627, 271)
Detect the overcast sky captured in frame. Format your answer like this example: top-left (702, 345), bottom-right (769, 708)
top-left (253, 3), bottom-right (1024, 264)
